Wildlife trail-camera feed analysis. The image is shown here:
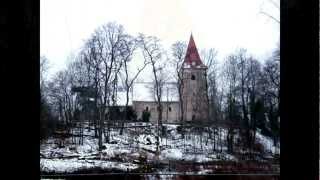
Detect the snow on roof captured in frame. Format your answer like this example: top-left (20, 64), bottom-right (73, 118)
top-left (132, 82), bottom-right (179, 102)
top-left (113, 82), bottom-right (179, 106)
top-left (132, 83), bottom-right (154, 102)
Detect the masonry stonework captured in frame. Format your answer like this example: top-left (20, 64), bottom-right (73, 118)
top-left (180, 67), bottom-right (209, 123)
top-left (180, 34), bottom-right (209, 124)
top-left (133, 101), bottom-right (180, 124)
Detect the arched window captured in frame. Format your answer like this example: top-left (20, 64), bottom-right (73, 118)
top-left (191, 74), bottom-right (195, 80)
top-left (145, 106), bottom-right (149, 111)
top-left (168, 107), bottom-right (172, 112)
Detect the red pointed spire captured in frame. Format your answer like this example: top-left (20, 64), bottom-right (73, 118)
top-left (184, 34), bottom-right (203, 66)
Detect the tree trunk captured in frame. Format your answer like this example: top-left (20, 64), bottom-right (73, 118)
top-left (98, 108), bottom-right (103, 150)
top-left (227, 128), bottom-right (234, 153)
top-left (120, 91), bottom-right (129, 135)
top-left (213, 127), bottom-right (216, 151)
top-left (94, 104), bottom-right (98, 138)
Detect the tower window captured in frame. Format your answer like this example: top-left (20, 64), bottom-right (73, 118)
top-left (191, 74), bottom-right (195, 80)
top-left (168, 107), bottom-right (172, 112)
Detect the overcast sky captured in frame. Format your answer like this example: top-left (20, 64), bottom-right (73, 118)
top-left (41, 0), bottom-right (279, 79)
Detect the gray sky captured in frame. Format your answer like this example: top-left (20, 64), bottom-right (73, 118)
top-left (41, 0), bottom-right (279, 79)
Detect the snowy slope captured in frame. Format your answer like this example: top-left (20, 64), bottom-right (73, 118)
top-left (40, 123), bottom-right (279, 173)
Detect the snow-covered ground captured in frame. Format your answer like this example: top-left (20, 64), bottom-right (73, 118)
top-left (41, 159), bottom-right (138, 173)
top-left (40, 122), bottom-right (279, 174)
top-left (256, 132), bottom-right (280, 155)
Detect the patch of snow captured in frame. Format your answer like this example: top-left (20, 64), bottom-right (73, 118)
top-left (132, 83), bottom-right (179, 102)
top-left (160, 148), bottom-right (183, 161)
top-left (40, 159), bottom-right (94, 173)
top-left (256, 132), bottom-right (280, 154)
top-left (76, 138), bottom-right (98, 154)
top-left (40, 159), bottom-right (138, 173)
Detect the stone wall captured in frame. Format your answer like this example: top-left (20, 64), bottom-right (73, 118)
top-left (181, 67), bottom-right (209, 123)
top-left (132, 101), bottom-right (180, 124)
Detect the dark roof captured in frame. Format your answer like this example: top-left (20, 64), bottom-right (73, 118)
top-left (184, 34), bottom-right (203, 67)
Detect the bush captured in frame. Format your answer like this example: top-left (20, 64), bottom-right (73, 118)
top-left (108, 106), bottom-right (137, 121)
top-left (142, 110), bottom-right (150, 122)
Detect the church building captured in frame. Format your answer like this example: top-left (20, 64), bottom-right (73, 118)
top-left (133, 34), bottom-right (209, 124)
top-left (180, 34), bottom-right (209, 124)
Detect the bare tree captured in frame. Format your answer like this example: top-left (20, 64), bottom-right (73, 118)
top-left (40, 56), bottom-right (55, 139)
top-left (200, 48), bottom-right (220, 150)
top-left (246, 57), bottom-right (263, 152)
top-left (81, 35), bottom-right (103, 138)
top-left (261, 51), bottom-right (280, 147)
top-left (235, 49), bottom-right (251, 149)
top-left (49, 70), bottom-right (73, 125)
top-left (119, 35), bottom-right (149, 135)
top-left (201, 48), bottom-right (219, 123)
top-left (67, 55), bottom-right (96, 145)
top-left (170, 41), bottom-right (187, 128)
top-left (93, 22), bottom-right (126, 148)
top-left (46, 68), bottom-right (79, 146)
top-left (139, 34), bottom-right (165, 154)
top-left (222, 54), bottom-right (241, 153)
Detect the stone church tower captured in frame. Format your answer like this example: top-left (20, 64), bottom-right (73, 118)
top-left (180, 34), bottom-right (209, 124)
